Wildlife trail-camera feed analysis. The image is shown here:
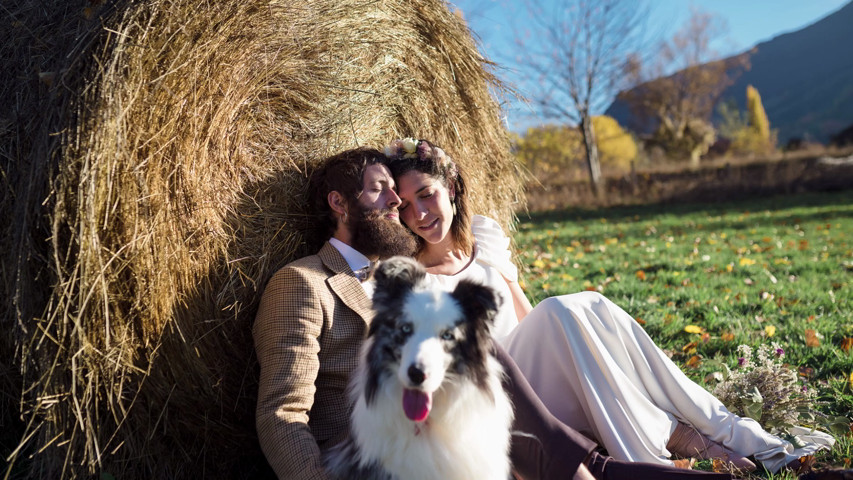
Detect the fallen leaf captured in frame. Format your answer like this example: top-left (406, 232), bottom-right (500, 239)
top-left (684, 355), bottom-right (702, 368)
top-left (682, 341), bottom-right (698, 354)
top-left (634, 317), bottom-right (646, 325)
top-left (841, 337), bottom-right (853, 353)
top-left (684, 325), bottom-right (704, 334)
top-left (712, 458), bottom-right (725, 472)
top-left (721, 332), bottom-right (735, 342)
top-left (765, 325), bottom-right (776, 337)
top-left (635, 270), bottom-right (646, 280)
top-left (805, 329), bottom-right (820, 347)
top-left (793, 455), bottom-right (816, 475)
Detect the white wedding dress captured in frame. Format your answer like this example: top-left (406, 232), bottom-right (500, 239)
top-left (422, 215), bottom-right (834, 472)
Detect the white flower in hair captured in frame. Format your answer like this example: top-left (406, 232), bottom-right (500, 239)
top-left (402, 138), bottom-right (420, 158)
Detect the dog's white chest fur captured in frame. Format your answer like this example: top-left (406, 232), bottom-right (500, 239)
top-left (350, 347), bottom-right (513, 480)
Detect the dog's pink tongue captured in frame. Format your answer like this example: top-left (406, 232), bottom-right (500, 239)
top-left (402, 388), bottom-right (432, 422)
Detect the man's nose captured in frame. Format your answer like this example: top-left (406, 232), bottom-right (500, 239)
top-left (387, 189), bottom-right (401, 208)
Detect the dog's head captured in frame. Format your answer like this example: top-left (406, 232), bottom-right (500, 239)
top-left (364, 256), bottom-right (501, 422)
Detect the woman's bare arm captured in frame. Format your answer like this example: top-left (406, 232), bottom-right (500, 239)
top-left (505, 277), bottom-right (533, 322)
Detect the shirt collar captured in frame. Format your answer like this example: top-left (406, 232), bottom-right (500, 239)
top-left (328, 237), bottom-right (371, 274)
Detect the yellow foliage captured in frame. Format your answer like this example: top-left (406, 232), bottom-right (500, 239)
top-left (512, 125), bottom-right (584, 178)
top-left (684, 325), bottom-right (704, 334)
top-left (730, 85), bottom-right (776, 154)
top-left (747, 85), bottom-right (770, 140)
top-left (592, 115), bottom-right (638, 170)
top-left (512, 116), bottom-right (637, 178)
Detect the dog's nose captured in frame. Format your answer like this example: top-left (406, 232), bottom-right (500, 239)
top-left (407, 365), bottom-right (426, 385)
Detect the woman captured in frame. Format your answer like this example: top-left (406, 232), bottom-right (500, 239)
top-left (383, 137), bottom-right (834, 473)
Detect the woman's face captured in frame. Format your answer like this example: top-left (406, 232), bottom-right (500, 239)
top-left (395, 170), bottom-right (454, 246)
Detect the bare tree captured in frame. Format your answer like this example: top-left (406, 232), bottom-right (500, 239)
top-left (513, 0), bottom-right (648, 197)
top-left (619, 8), bottom-right (750, 168)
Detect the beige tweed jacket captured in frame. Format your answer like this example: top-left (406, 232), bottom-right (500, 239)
top-left (254, 242), bottom-right (373, 480)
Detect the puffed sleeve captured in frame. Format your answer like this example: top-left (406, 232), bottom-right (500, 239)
top-left (471, 215), bottom-right (518, 282)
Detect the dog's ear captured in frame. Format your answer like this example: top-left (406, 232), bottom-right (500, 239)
top-left (450, 281), bottom-right (502, 394)
top-left (373, 256), bottom-right (425, 302)
top-left (450, 280), bottom-right (501, 327)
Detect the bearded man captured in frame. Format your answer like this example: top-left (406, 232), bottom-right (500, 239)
top-left (253, 147), bottom-right (734, 480)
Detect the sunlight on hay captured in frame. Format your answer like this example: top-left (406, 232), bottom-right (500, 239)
top-left (0, 0), bottom-right (523, 477)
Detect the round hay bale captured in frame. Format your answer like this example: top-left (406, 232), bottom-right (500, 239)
top-left (1, 0), bottom-right (524, 477)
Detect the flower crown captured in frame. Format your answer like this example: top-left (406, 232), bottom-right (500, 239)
top-left (383, 137), bottom-right (459, 183)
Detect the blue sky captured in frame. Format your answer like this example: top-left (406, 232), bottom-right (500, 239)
top-left (449, 0), bottom-right (850, 131)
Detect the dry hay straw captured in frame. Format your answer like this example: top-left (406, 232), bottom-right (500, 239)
top-left (0, 0), bottom-right (524, 477)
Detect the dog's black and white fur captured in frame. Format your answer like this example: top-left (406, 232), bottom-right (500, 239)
top-left (324, 256), bottom-right (514, 480)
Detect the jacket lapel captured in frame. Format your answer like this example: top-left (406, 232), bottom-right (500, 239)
top-left (318, 242), bottom-right (374, 324)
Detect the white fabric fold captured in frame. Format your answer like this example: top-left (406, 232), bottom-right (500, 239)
top-left (502, 291), bottom-right (834, 472)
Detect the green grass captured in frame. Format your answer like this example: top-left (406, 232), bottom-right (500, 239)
top-left (514, 190), bottom-right (853, 476)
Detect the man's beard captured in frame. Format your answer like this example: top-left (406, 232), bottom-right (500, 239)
top-left (350, 206), bottom-right (418, 260)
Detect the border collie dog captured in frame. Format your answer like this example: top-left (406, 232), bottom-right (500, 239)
top-left (324, 256), bottom-right (514, 480)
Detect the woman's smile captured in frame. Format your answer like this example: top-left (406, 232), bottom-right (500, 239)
top-left (418, 217), bottom-right (439, 231)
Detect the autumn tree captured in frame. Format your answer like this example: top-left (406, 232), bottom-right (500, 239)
top-left (512, 0), bottom-right (647, 197)
top-left (512, 126), bottom-right (585, 180)
top-left (513, 116), bottom-right (637, 180)
top-left (725, 85), bottom-right (776, 155)
top-left (592, 115), bottom-right (638, 171)
top-left (619, 8), bottom-right (750, 168)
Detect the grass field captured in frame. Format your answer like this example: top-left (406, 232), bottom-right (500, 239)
top-left (514, 189), bottom-right (853, 477)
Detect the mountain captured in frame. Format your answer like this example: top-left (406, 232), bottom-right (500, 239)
top-left (606, 1), bottom-right (853, 145)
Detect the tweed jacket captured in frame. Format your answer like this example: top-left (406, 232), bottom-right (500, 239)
top-left (254, 242), bottom-right (373, 480)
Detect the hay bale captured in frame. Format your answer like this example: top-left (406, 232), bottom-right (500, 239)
top-left (0, 0), bottom-right (524, 477)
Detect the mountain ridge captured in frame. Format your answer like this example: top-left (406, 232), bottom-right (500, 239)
top-left (606, 0), bottom-right (853, 144)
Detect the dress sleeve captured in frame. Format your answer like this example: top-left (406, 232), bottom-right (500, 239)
top-left (471, 215), bottom-right (518, 282)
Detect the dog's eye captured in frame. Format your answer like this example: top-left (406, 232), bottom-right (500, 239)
top-left (400, 323), bottom-right (413, 334)
top-left (440, 330), bottom-right (454, 341)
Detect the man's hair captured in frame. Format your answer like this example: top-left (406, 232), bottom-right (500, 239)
top-left (308, 147), bottom-right (386, 240)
